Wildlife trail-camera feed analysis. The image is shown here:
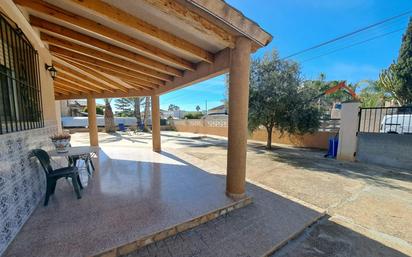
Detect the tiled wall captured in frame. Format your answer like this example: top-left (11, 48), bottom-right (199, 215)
top-left (0, 126), bottom-right (58, 256)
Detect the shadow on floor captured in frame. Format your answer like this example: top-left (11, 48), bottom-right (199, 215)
top-left (162, 134), bottom-right (411, 192)
top-left (126, 151), bottom-right (410, 257)
top-left (272, 216), bottom-right (409, 257)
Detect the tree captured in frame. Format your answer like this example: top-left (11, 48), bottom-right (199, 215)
top-left (221, 73), bottom-right (230, 108)
top-left (248, 51), bottom-right (320, 149)
top-left (358, 80), bottom-right (388, 107)
top-left (168, 104), bottom-right (180, 111)
top-left (304, 74), bottom-right (356, 113)
top-left (195, 105), bottom-right (201, 112)
top-left (378, 19), bottom-right (412, 105)
top-left (115, 98), bottom-right (131, 113)
top-left (184, 112), bottom-right (203, 119)
top-left (395, 18), bottom-right (412, 104)
top-left (83, 106), bottom-right (104, 115)
top-left (378, 63), bottom-right (404, 106)
top-left (114, 97), bottom-right (143, 127)
top-left (143, 97), bottom-right (151, 131)
top-left (104, 98), bottom-right (116, 133)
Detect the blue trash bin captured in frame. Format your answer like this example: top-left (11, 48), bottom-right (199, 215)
top-left (326, 136), bottom-right (339, 158)
top-left (118, 123), bottom-right (125, 132)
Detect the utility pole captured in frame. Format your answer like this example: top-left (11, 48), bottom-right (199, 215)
top-left (205, 100), bottom-right (208, 116)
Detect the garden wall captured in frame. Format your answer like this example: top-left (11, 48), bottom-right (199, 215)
top-left (173, 119), bottom-right (334, 149)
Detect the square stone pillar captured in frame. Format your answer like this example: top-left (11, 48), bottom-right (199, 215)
top-left (226, 37), bottom-right (252, 198)
top-left (87, 97), bottom-right (99, 146)
top-left (337, 101), bottom-right (361, 161)
top-left (151, 95), bottom-right (161, 152)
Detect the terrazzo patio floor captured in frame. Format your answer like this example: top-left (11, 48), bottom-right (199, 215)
top-left (3, 144), bottom-right (323, 257)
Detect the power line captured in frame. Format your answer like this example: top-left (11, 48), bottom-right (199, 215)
top-left (281, 9), bottom-right (412, 60)
top-left (300, 27), bottom-right (405, 63)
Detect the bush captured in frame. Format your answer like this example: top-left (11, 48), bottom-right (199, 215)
top-left (83, 106), bottom-right (104, 115)
top-left (184, 112), bottom-right (203, 119)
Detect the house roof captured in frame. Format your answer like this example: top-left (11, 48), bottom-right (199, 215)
top-left (208, 104), bottom-right (226, 112)
top-left (11, 0), bottom-right (272, 100)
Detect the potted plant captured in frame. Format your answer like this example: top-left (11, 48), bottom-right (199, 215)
top-left (50, 133), bottom-right (71, 153)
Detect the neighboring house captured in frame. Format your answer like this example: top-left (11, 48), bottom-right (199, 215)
top-left (161, 109), bottom-right (186, 119)
top-left (60, 99), bottom-right (104, 117)
top-left (207, 104), bottom-right (227, 115)
top-left (60, 99), bottom-right (87, 117)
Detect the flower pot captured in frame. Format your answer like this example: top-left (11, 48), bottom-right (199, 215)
top-left (52, 138), bottom-right (70, 153)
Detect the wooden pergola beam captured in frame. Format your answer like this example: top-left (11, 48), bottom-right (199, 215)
top-left (50, 46), bottom-right (166, 86)
top-left (54, 81), bottom-right (85, 94)
top-left (54, 57), bottom-right (132, 93)
top-left (42, 33), bottom-right (173, 82)
top-left (54, 77), bottom-right (93, 94)
top-left (54, 88), bottom-right (155, 100)
top-left (53, 85), bottom-right (69, 95)
top-left (14, 0), bottom-right (195, 70)
top-left (57, 55), bottom-right (161, 90)
top-left (122, 80), bottom-right (155, 91)
top-left (142, 0), bottom-right (235, 48)
top-left (54, 62), bottom-right (118, 93)
top-left (155, 48), bottom-right (230, 95)
top-left (55, 74), bottom-right (103, 93)
top-left (30, 16), bottom-right (183, 77)
top-left (52, 59), bottom-right (128, 93)
top-left (69, 0), bottom-right (214, 63)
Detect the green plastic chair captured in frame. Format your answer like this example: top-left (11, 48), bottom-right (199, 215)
top-left (31, 149), bottom-right (83, 206)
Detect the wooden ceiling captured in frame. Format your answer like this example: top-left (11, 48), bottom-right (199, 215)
top-left (13, 0), bottom-right (272, 100)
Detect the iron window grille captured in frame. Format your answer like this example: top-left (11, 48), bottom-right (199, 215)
top-left (0, 13), bottom-right (43, 134)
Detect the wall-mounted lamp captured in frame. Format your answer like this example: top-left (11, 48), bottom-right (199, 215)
top-left (45, 64), bottom-right (57, 80)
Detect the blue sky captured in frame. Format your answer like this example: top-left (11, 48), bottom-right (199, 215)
top-left (144, 1), bottom-right (411, 111)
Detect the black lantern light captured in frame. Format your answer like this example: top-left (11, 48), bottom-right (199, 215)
top-left (45, 64), bottom-right (57, 80)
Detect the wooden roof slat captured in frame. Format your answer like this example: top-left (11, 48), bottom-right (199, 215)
top-left (54, 88), bottom-right (155, 100)
top-left (51, 47), bottom-right (165, 86)
top-left (53, 85), bottom-right (70, 95)
top-left (53, 59), bottom-right (128, 93)
top-left (14, 0), bottom-right (196, 70)
top-left (54, 63), bottom-right (117, 93)
top-left (57, 55), bottom-right (160, 90)
top-left (69, 0), bottom-right (214, 63)
top-left (55, 77), bottom-right (94, 94)
top-left (42, 33), bottom-right (173, 82)
top-left (142, 0), bottom-right (235, 48)
top-left (54, 57), bottom-right (133, 93)
top-left (30, 16), bottom-right (183, 77)
top-left (122, 80), bottom-right (155, 91)
top-left (56, 74), bottom-right (104, 93)
top-left (54, 81), bottom-right (85, 94)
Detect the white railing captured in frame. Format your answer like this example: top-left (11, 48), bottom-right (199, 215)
top-left (61, 116), bottom-right (141, 127)
top-left (174, 118), bottom-right (339, 132)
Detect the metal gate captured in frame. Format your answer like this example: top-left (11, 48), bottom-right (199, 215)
top-left (356, 106), bottom-right (412, 170)
top-left (358, 106), bottom-right (412, 134)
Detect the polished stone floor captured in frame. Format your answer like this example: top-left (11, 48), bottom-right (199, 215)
top-left (3, 146), bottom-right (237, 257)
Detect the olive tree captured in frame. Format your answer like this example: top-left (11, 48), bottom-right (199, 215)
top-left (248, 51), bottom-right (320, 149)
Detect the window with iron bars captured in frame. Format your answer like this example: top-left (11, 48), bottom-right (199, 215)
top-left (0, 13), bottom-right (43, 134)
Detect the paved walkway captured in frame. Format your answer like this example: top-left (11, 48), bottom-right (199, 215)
top-left (71, 131), bottom-right (412, 256)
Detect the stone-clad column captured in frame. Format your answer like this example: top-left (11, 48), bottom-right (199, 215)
top-left (87, 97), bottom-right (99, 146)
top-left (151, 95), bottom-right (161, 152)
top-left (226, 37), bottom-right (252, 198)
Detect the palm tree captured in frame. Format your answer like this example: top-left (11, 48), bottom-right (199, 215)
top-left (104, 98), bottom-right (116, 133)
top-left (142, 97), bottom-right (151, 132)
